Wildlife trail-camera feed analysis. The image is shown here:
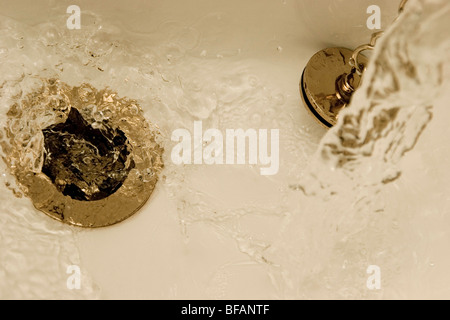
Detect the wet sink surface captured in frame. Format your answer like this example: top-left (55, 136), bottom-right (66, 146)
top-left (70, 0), bottom-right (327, 299)
top-left (1, 0), bottom-right (449, 299)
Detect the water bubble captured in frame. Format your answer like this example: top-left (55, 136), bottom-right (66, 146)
top-left (93, 111), bottom-right (104, 122)
top-left (86, 31), bottom-right (115, 58)
top-left (273, 93), bottom-right (286, 106)
top-left (79, 86), bottom-right (96, 103)
top-left (142, 168), bottom-right (155, 182)
top-left (91, 121), bottom-right (103, 130)
top-left (165, 45), bottom-right (183, 65)
top-left (127, 104), bottom-right (139, 115)
top-left (248, 76), bottom-right (258, 87)
top-left (39, 23), bottom-right (62, 47)
top-left (10, 119), bottom-right (22, 134)
top-left (175, 27), bottom-right (200, 51)
top-left (83, 157), bottom-right (92, 165)
top-left (103, 109), bottom-right (112, 119)
top-left (250, 113), bottom-right (262, 126)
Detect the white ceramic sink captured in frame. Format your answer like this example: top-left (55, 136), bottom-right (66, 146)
top-left (0, 0), bottom-right (449, 299)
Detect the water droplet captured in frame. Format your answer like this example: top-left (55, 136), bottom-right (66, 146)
top-left (248, 76), bottom-right (258, 87)
top-left (93, 111), bottom-right (104, 122)
top-left (250, 113), bottom-right (262, 126)
top-left (103, 109), bottom-right (112, 119)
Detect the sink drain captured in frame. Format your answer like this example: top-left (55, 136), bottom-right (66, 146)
top-left (1, 79), bottom-right (164, 228)
top-left (42, 107), bottom-right (135, 202)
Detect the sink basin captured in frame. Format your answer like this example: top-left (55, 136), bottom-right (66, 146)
top-left (0, 0), bottom-right (449, 299)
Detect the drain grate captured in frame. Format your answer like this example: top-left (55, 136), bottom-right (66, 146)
top-left (1, 79), bottom-right (164, 228)
top-left (42, 107), bottom-right (135, 202)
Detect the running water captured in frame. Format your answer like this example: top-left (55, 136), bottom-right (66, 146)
top-left (267, 0), bottom-right (450, 298)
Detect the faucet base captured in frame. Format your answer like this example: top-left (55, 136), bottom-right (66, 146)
top-left (300, 47), bottom-right (367, 128)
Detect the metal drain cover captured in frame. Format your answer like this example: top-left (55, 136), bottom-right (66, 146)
top-left (1, 79), bottom-right (164, 228)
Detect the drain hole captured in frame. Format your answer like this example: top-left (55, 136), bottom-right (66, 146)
top-left (42, 107), bottom-right (135, 201)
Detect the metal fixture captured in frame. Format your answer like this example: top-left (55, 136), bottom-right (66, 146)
top-left (1, 79), bottom-right (164, 228)
top-left (300, 0), bottom-right (409, 128)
